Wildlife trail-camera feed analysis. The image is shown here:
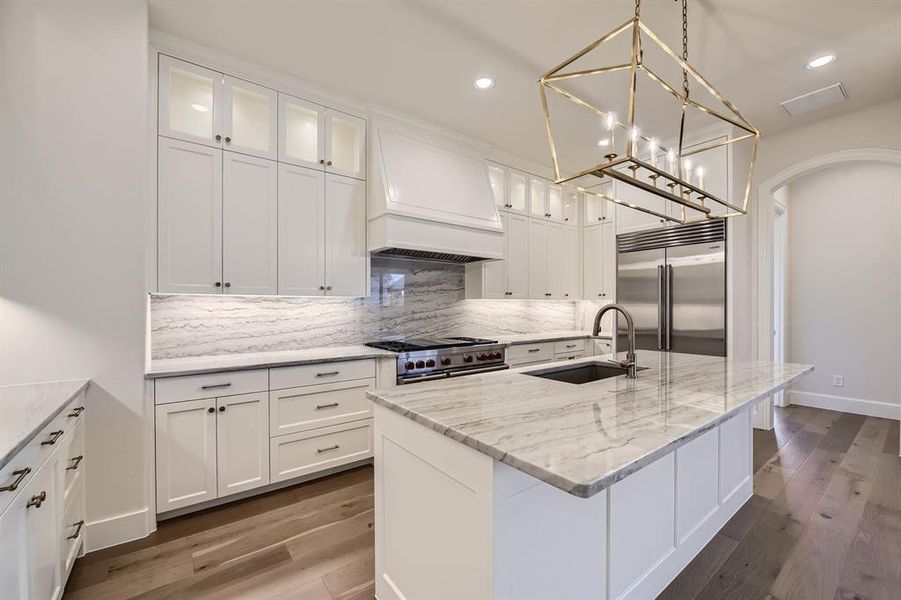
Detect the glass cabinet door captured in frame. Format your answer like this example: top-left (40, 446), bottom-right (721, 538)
top-left (223, 76), bottom-right (277, 159)
top-left (548, 184), bottom-right (564, 222)
top-left (530, 177), bottom-right (548, 218)
top-left (488, 164), bottom-right (506, 209)
top-left (584, 182), bottom-right (612, 223)
top-left (159, 55), bottom-right (223, 146)
top-left (325, 109), bottom-right (366, 180)
top-left (508, 170), bottom-right (528, 213)
top-left (561, 188), bottom-right (580, 224)
top-left (279, 93), bottom-right (325, 170)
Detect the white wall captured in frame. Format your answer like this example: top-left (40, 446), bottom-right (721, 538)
top-left (783, 163), bottom-right (901, 417)
top-left (0, 0), bottom-right (150, 549)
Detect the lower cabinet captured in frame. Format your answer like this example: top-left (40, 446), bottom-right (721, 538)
top-left (270, 420), bottom-right (373, 483)
top-left (216, 392), bottom-right (269, 498)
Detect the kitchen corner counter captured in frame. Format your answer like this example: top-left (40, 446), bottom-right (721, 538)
top-left (0, 380), bottom-right (90, 470)
top-left (367, 351), bottom-right (813, 498)
top-left (146, 345), bottom-right (399, 379)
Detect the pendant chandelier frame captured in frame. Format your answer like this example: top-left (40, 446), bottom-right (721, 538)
top-left (538, 0), bottom-right (760, 223)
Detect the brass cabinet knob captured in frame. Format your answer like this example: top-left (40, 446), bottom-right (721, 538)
top-left (219, 406), bottom-right (225, 412)
top-left (326, 160), bottom-right (332, 166)
top-left (326, 285), bottom-right (332, 291)
top-left (214, 282), bottom-right (222, 287)
top-left (215, 134), bottom-right (222, 142)
top-left (319, 159), bottom-right (325, 165)
top-left (224, 136), bottom-right (231, 143)
top-left (319, 285), bottom-right (325, 291)
top-left (207, 407), bottom-right (215, 413)
top-left (224, 282), bottom-right (231, 288)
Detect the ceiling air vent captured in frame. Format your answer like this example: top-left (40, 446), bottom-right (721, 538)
top-left (780, 83), bottom-right (847, 117)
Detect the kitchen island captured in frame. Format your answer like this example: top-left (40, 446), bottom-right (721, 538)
top-left (367, 351), bottom-right (813, 600)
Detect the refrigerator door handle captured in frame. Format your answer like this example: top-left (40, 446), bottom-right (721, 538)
top-left (657, 265), bottom-right (665, 350)
top-left (665, 264), bottom-right (674, 350)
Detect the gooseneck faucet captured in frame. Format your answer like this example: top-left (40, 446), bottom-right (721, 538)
top-left (593, 304), bottom-right (638, 378)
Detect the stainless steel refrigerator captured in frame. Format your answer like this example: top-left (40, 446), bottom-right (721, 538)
top-left (616, 220), bottom-right (726, 357)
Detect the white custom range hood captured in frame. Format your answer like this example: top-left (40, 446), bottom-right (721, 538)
top-left (368, 123), bottom-right (504, 263)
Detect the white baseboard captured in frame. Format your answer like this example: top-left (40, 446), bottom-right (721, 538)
top-left (788, 390), bottom-right (900, 420)
top-left (85, 507), bottom-right (152, 553)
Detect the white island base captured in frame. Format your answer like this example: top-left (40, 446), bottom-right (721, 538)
top-left (373, 403), bottom-right (753, 600)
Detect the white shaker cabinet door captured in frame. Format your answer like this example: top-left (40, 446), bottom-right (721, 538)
top-left (158, 55), bottom-right (224, 148)
top-left (158, 137), bottom-right (223, 294)
top-left (222, 76), bottom-right (277, 160)
top-left (216, 392), bottom-right (270, 498)
top-left (600, 222), bottom-right (616, 301)
top-left (481, 209), bottom-right (508, 300)
top-left (529, 176), bottom-right (548, 219)
top-left (279, 93), bottom-right (326, 171)
top-left (0, 487), bottom-right (28, 600)
top-left (325, 174), bottom-right (368, 297)
top-left (528, 219), bottom-right (549, 299)
top-left (155, 398), bottom-right (218, 512)
top-left (325, 109), bottom-right (366, 180)
top-left (506, 212), bottom-right (530, 298)
top-left (278, 164), bottom-right (326, 296)
top-left (25, 463), bottom-right (60, 600)
top-left (583, 225), bottom-right (605, 300)
top-left (546, 222), bottom-right (566, 298)
top-left (562, 225), bottom-right (581, 299)
top-left (222, 152), bottom-right (278, 295)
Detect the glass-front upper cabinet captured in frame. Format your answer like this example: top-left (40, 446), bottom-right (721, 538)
top-left (326, 109), bottom-right (366, 180)
top-left (222, 76), bottom-right (277, 160)
top-left (279, 93), bottom-right (326, 170)
top-left (548, 184), bottom-right (564, 222)
top-left (508, 170), bottom-right (528, 214)
top-left (159, 55), bottom-right (223, 147)
top-left (584, 181), bottom-right (612, 223)
top-left (488, 164), bottom-right (506, 209)
top-left (561, 188), bottom-right (580, 224)
top-left (530, 177), bottom-right (548, 218)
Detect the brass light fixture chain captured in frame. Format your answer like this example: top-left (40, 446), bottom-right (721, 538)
top-left (681, 0), bottom-right (689, 98)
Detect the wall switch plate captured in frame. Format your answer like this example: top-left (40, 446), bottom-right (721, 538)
top-left (832, 375), bottom-right (844, 387)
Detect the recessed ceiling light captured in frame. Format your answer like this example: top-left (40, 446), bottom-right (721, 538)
top-left (473, 77), bottom-right (495, 91)
top-left (191, 103), bottom-right (209, 112)
top-left (806, 54), bottom-right (835, 70)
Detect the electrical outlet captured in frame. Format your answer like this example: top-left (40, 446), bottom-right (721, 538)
top-left (832, 375), bottom-right (844, 387)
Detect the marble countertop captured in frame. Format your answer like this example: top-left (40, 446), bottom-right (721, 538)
top-left (146, 332), bottom-right (609, 378)
top-left (0, 380), bottom-right (91, 470)
top-left (367, 351), bottom-right (813, 498)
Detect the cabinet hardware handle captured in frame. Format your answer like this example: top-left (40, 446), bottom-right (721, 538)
top-left (316, 371), bottom-right (340, 377)
top-left (527, 348), bottom-right (541, 353)
top-left (207, 407), bottom-right (215, 413)
top-left (68, 520), bottom-right (85, 540)
top-left (564, 293), bottom-right (569, 297)
top-left (319, 285), bottom-right (326, 291)
top-left (215, 282), bottom-right (222, 287)
top-left (219, 406), bottom-right (226, 412)
top-left (316, 402), bottom-right (340, 410)
top-left (224, 282), bottom-right (231, 288)
top-left (215, 134), bottom-right (222, 142)
top-left (326, 160), bottom-right (332, 166)
top-left (564, 218), bottom-right (569, 221)
top-left (41, 431), bottom-right (64, 446)
top-left (224, 136), bottom-right (231, 143)
top-left (26, 491), bottom-right (46, 509)
top-left (67, 406), bottom-right (85, 418)
top-left (326, 285), bottom-right (332, 291)
top-left (566, 344), bottom-right (577, 348)
top-left (0, 468), bottom-right (31, 492)
top-left (319, 159), bottom-right (326, 165)
top-left (66, 456), bottom-right (84, 471)
top-left (316, 444), bottom-right (340, 454)
top-left (201, 383), bottom-right (232, 390)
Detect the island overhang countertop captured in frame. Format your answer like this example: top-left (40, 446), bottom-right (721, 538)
top-left (366, 351), bottom-right (813, 498)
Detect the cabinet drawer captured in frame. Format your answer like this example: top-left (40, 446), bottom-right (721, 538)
top-left (270, 421), bottom-right (372, 483)
top-left (593, 339), bottom-right (613, 356)
top-left (508, 342), bottom-right (554, 362)
top-left (270, 359), bottom-right (375, 391)
top-left (270, 379), bottom-right (374, 437)
top-left (63, 420), bottom-right (85, 505)
top-left (155, 369), bottom-right (268, 404)
top-left (509, 357), bottom-right (553, 368)
top-left (554, 338), bottom-right (586, 354)
top-left (554, 351), bottom-right (585, 362)
top-left (61, 483), bottom-right (86, 576)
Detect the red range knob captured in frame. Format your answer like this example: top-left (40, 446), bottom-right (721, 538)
top-left (405, 361), bottom-right (415, 370)
top-left (490, 352), bottom-right (501, 360)
top-left (440, 357), bottom-right (452, 366)
top-left (415, 360), bottom-right (426, 369)
top-left (463, 355), bottom-right (474, 363)
top-left (477, 353), bottom-right (487, 361)
top-left (426, 359), bottom-right (436, 367)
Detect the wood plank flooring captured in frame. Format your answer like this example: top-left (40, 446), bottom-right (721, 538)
top-left (65, 406), bottom-right (900, 600)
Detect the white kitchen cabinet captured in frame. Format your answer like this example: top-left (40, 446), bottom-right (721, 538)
top-left (278, 164), bottom-right (325, 295)
top-left (0, 487), bottom-right (28, 599)
top-left (464, 211), bottom-right (529, 299)
top-left (583, 223), bottom-right (615, 301)
top-left (325, 109), bottom-right (366, 180)
top-left (271, 421), bottom-right (373, 483)
top-left (488, 164), bottom-right (506, 210)
top-left (158, 55), bottom-right (223, 148)
top-left (158, 137), bottom-right (223, 294)
top-left (561, 188), bottom-right (580, 225)
top-left (615, 177), bottom-right (668, 233)
top-left (216, 392), bottom-right (270, 498)
top-left (562, 225), bottom-right (581, 299)
top-left (325, 174), bottom-right (368, 296)
top-left (222, 76), bottom-right (277, 160)
top-left (222, 152), bottom-right (278, 295)
top-left (548, 184), bottom-right (564, 222)
top-left (507, 169), bottom-right (529, 214)
top-left (155, 398), bottom-right (218, 513)
top-left (546, 222), bottom-right (566, 298)
top-left (584, 188), bottom-right (612, 224)
top-left (529, 220), bottom-right (576, 300)
top-left (528, 219), bottom-right (549, 298)
top-left (529, 176), bottom-right (548, 219)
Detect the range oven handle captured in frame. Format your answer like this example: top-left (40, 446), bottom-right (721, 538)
top-left (447, 364), bottom-right (510, 377)
top-left (396, 372), bottom-right (449, 385)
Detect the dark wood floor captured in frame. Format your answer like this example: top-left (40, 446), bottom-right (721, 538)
top-left (65, 406), bottom-right (900, 600)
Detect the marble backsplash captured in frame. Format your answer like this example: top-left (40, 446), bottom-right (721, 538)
top-left (150, 257), bottom-right (583, 359)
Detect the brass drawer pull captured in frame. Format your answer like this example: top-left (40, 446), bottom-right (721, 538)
top-left (316, 444), bottom-right (340, 454)
top-left (0, 467), bottom-right (31, 492)
top-left (201, 383), bottom-right (232, 390)
top-left (68, 520), bottom-right (85, 540)
top-left (566, 344), bottom-right (578, 348)
top-left (315, 402), bottom-right (340, 410)
top-left (527, 348), bottom-right (541, 353)
top-left (26, 491), bottom-right (46, 508)
top-left (66, 456), bottom-right (84, 471)
top-left (315, 371), bottom-right (340, 377)
top-left (41, 430), bottom-right (64, 446)
top-left (67, 406), bottom-right (85, 418)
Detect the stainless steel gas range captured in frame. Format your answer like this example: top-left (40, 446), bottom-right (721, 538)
top-left (365, 336), bottom-right (508, 385)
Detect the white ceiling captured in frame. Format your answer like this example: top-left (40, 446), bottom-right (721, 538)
top-left (149, 0), bottom-right (901, 166)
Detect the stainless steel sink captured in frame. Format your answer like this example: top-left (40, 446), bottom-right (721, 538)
top-left (523, 361), bottom-right (648, 384)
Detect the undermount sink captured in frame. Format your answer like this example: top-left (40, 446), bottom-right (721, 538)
top-left (523, 360), bottom-right (648, 384)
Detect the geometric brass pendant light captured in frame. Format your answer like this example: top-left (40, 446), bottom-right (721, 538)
top-left (539, 0), bottom-right (759, 223)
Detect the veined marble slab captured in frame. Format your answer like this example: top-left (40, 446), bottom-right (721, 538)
top-left (494, 330), bottom-right (611, 344)
top-left (367, 351), bottom-right (814, 498)
top-left (0, 380), bottom-right (90, 470)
